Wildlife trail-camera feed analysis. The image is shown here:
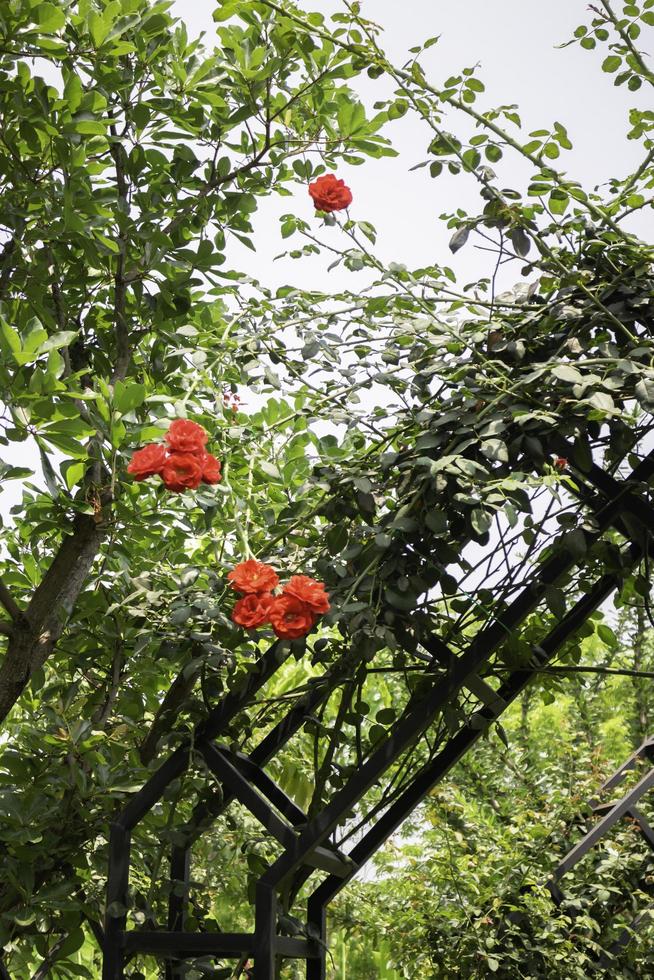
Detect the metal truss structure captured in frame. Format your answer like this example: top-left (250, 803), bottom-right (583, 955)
top-left (547, 735), bottom-right (654, 957)
top-left (100, 438), bottom-right (654, 979)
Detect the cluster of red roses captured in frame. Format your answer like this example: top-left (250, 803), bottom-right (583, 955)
top-left (308, 173), bottom-right (352, 213)
top-left (127, 419), bottom-right (221, 493)
top-left (229, 559), bottom-right (330, 640)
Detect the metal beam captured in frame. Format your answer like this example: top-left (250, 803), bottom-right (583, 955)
top-left (552, 766), bottom-right (654, 880)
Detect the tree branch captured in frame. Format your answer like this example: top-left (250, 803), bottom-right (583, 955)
top-left (0, 510), bottom-right (107, 724)
top-left (0, 578), bottom-right (22, 623)
top-left (598, 1), bottom-right (654, 87)
top-left (91, 637), bottom-right (125, 729)
top-left (139, 656), bottom-right (204, 765)
top-left (536, 665), bottom-right (654, 680)
top-left (109, 134), bottom-right (130, 382)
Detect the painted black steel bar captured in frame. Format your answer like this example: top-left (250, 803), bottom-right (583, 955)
top-left (255, 884), bottom-right (278, 979)
top-left (608, 904), bottom-right (654, 954)
top-left (105, 644), bottom-right (291, 977)
top-left (230, 748), bottom-right (308, 826)
top-left (200, 741), bottom-right (297, 848)
top-left (552, 767), bottom-right (654, 879)
top-left (165, 843), bottom-right (190, 980)
top-left (120, 642), bottom-right (289, 832)
top-left (103, 822), bottom-right (130, 980)
top-left (550, 434), bottom-right (654, 533)
top-left (306, 898), bottom-right (327, 980)
top-left (259, 454), bottom-right (654, 896)
top-left (0, 954), bottom-right (9, 980)
top-left (179, 649), bottom-right (358, 849)
top-left (592, 737), bottom-right (654, 800)
top-left (163, 652), bottom-right (359, 946)
top-left (202, 742), bottom-right (352, 878)
top-left (397, 626), bottom-right (507, 712)
top-left (120, 746), bottom-right (190, 832)
top-left (168, 844), bottom-right (189, 931)
top-left (124, 928), bottom-right (319, 959)
top-left (626, 807), bottom-right (654, 850)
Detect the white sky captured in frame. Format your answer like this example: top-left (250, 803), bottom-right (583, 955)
top-left (169, 0), bottom-right (650, 289)
top-left (1, 1), bottom-right (650, 517)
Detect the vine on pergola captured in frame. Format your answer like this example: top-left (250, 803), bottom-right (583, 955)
top-left (1, 0), bottom-right (654, 976)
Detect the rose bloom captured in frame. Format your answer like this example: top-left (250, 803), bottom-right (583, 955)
top-left (268, 594), bottom-right (315, 640)
top-left (308, 173), bottom-right (353, 213)
top-left (161, 452), bottom-right (204, 492)
top-left (201, 452), bottom-right (222, 484)
top-left (228, 559), bottom-right (280, 595)
top-left (284, 575), bottom-right (330, 615)
top-left (127, 443), bottom-right (167, 481)
top-left (232, 592), bottom-right (274, 629)
top-left (165, 418), bottom-right (208, 454)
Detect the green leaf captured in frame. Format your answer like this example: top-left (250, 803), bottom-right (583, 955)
top-left (0, 318), bottom-right (21, 356)
top-left (471, 509), bottom-right (492, 535)
top-left (63, 460), bottom-right (86, 490)
top-left (113, 381), bottom-right (146, 415)
top-left (35, 2), bottom-right (66, 31)
top-left (545, 586), bottom-right (566, 619)
top-left (260, 461), bottom-right (282, 480)
top-left (449, 226), bottom-right (470, 253)
top-left (425, 508), bottom-right (447, 535)
top-left (602, 55), bottom-right (622, 73)
top-left (564, 528), bottom-right (587, 560)
top-left (552, 364), bottom-right (583, 384)
top-left (480, 439), bottom-right (509, 463)
top-left (635, 378), bottom-right (654, 408)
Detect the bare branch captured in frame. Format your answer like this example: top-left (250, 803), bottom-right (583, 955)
top-left (109, 133), bottom-right (130, 382)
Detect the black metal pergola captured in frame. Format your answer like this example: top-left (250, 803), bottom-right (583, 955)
top-left (548, 734), bottom-right (654, 959)
top-left (101, 437), bottom-right (654, 978)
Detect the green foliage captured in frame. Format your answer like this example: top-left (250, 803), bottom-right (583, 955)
top-left (333, 626), bottom-right (654, 977)
top-left (1, 0), bottom-right (654, 977)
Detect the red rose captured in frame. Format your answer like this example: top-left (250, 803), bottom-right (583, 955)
top-left (201, 453), bottom-right (222, 484)
top-left (127, 444), bottom-right (167, 481)
top-left (283, 575), bottom-right (330, 615)
top-left (232, 592), bottom-right (274, 629)
top-left (554, 457), bottom-right (567, 471)
top-left (165, 418), bottom-right (208, 454)
top-left (268, 594), bottom-right (315, 640)
top-left (228, 560), bottom-right (280, 595)
top-left (308, 174), bottom-right (353, 213)
top-left (161, 452), bottom-right (204, 492)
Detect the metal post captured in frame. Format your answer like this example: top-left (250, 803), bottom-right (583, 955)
top-left (254, 884), bottom-right (278, 980)
top-left (165, 844), bottom-right (190, 980)
top-left (102, 823), bottom-right (130, 980)
top-left (306, 895), bottom-right (326, 980)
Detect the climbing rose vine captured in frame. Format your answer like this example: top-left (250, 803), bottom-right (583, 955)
top-left (308, 173), bottom-right (352, 212)
top-left (229, 561), bottom-right (330, 639)
top-left (228, 559), bottom-right (280, 594)
top-left (127, 419), bottom-right (221, 492)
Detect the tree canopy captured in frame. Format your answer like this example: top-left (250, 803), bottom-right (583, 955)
top-left (1, 0), bottom-right (654, 976)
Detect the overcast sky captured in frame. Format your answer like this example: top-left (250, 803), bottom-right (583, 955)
top-left (1, 1), bottom-right (649, 518)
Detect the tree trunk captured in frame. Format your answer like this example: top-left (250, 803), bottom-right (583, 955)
top-left (0, 512), bottom-right (105, 723)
